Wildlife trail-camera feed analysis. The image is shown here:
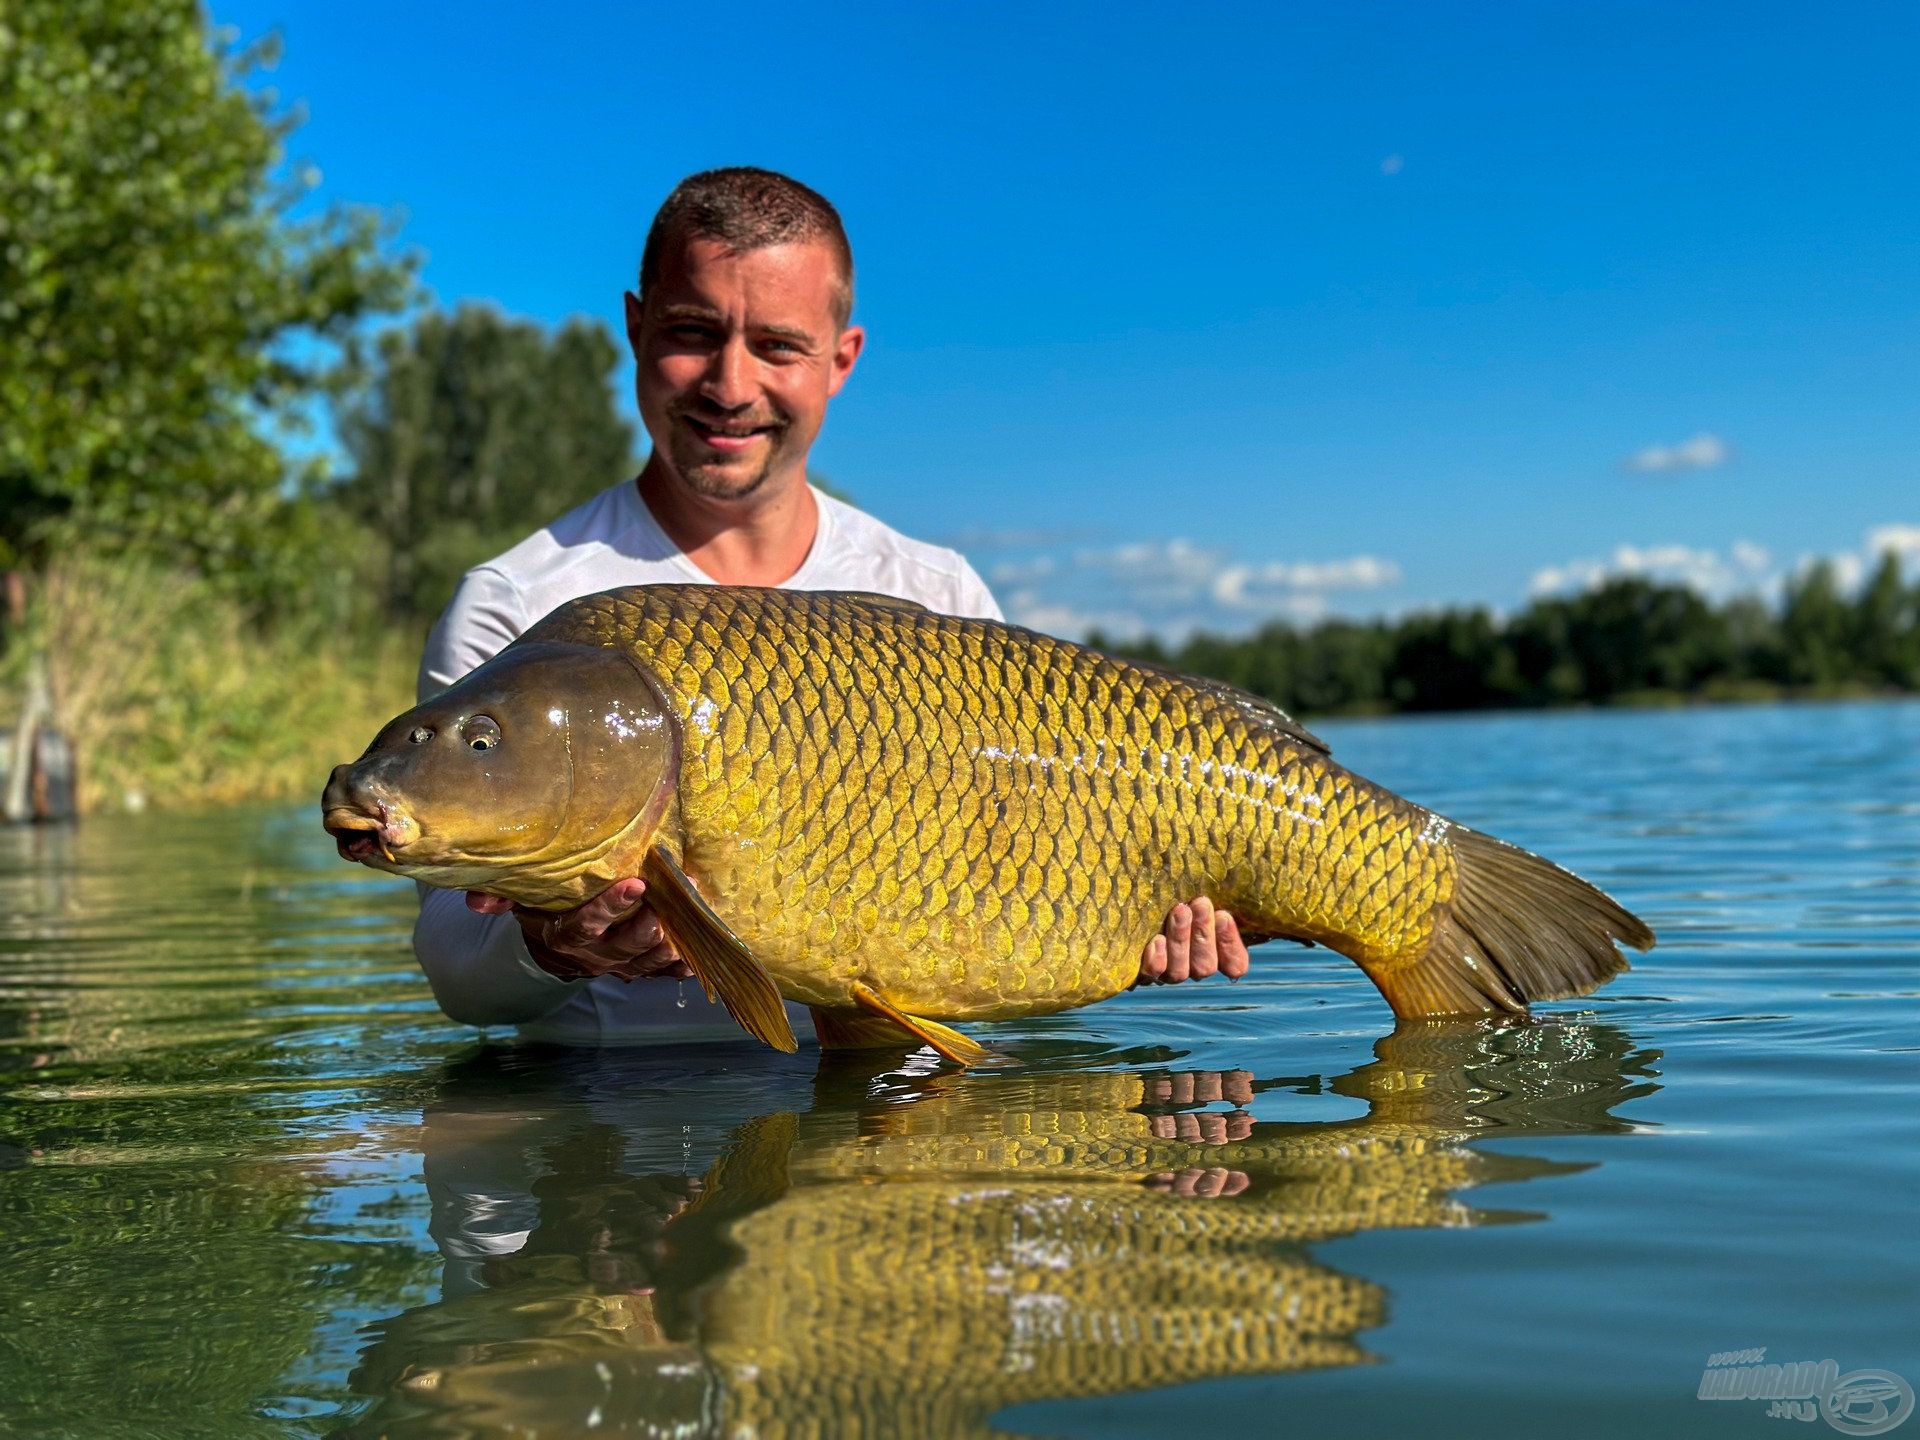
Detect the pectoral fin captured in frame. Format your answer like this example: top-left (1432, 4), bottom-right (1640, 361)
top-left (641, 849), bottom-right (796, 1053)
top-left (849, 981), bottom-right (996, 1067)
top-left (811, 1008), bottom-right (919, 1051)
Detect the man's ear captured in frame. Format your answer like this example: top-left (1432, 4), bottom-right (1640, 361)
top-left (827, 324), bottom-right (865, 398)
top-left (623, 291), bottom-right (645, 357)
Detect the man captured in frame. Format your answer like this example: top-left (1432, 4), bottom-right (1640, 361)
top-left (416, 167), bottom-right (1248, 1042)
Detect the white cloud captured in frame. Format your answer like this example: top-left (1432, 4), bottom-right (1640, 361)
top-left (1073, 538), bottom-right (1223, 607)
top-left (1530, 539), bottom-right (1774, 600)
top-left (1212, 555), bottom-right (1401, 609)
top-left (1826, 552), bottom-right (1867, 593)
top-left (1623, 432), bottom-right (1732, 474)
top-left (986, 555), bottom-right (1055, 586)
top-left (1806, 526), bottom-right (1920, 592)
top-left (1003, 591), bottom-right (1149, 642)
top-left (1078, 540), bottom-right (1397, 600)
top-left (1531, 525), bottom-right (1919, 604)
top-left (1380, 153), bottom-right (1405, 176)
top-left (1866, 523), bottom-right (1920, 564)
top-left (987, 537), bottom-right (1406, 641)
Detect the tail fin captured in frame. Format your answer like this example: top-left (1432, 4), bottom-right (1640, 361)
top-left (1369, 826), bottom-right (1655, 1019)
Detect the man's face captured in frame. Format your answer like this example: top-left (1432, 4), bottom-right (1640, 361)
top-left (628, 236), bottom-right (864, 502)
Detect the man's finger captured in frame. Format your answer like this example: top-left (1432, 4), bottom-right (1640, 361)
top-left (608, 948), bottom-right (693, 982)
top-left (1138, 933), bottom-right (1168, 984)
top-left (1218, 911), bottom-right (1250, 981)
top-left (1164, 903), bottom-right (1192, 984)
top-left (1188, 896), bottom-right (1218, 980)
top-left (466, 892), bottom-right (514, 915)
top-left (544, 878), bottom-right (648, 945)
top-left (603, 910), bottom-right (669, 956)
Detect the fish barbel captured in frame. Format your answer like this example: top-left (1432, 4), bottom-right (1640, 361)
top-left (322, 586), bottom-right (1653, 1060)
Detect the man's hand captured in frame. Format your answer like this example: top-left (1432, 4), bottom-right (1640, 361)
top-left (470, 882), bottom-right (1247, 988)
top-left (1137, 896), bottom-right (1250, 985)
top-left (466, 878), bottom-right (691, 982)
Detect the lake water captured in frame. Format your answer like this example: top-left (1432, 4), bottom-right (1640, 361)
top-left (2, 701), bottom-right (1915, 1439)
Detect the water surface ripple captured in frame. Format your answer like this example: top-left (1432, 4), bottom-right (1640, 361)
top-left (1, 701), bottom-right (1914, 1438)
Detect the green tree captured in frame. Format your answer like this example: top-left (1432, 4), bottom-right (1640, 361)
top-left (1719, 594), bottom-right (1783, 684)
top-left (0, 0), bottom-right (412, 606)
top-left (1851, 551), bottom-right (1919, 688)
top-left (1388, 608), bottom-right (1519, 711)
top-left (1515, 579), bottom-right (1730, 701)
top-left (1778, 561), bottom-right (1854, 687)
top-left (333, 305), bottom-right (638, 619)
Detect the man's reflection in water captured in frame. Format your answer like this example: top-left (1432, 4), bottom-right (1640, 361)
top-left (344, 1022), bottom-right (1660, 1439)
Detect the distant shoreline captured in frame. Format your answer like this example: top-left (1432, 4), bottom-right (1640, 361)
top-left (1299, 682), bottom-right (1920, 724)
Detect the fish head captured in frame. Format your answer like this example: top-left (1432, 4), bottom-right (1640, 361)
top-left (322, 641), bottom-right (680, 908)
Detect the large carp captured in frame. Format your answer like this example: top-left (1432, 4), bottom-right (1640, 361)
top-left (323, 586), bottom-right (1653, 1062)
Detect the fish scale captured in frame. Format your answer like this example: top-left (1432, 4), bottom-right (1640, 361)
top-left (528, 585), bottom-right (1458, 1022)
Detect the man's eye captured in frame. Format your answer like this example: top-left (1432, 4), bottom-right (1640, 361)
top-left (670, 324), bottom-right (716, 341)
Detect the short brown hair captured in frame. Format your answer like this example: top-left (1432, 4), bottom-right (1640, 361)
top-left (639, 167), bottom-right (855, 327)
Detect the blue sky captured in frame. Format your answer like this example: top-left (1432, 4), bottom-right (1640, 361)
top-left (217, 0), bottom-right (1917, 639)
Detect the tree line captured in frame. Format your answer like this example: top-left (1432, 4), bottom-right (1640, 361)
top-left (1092, 560), bottom-right (1920, 717)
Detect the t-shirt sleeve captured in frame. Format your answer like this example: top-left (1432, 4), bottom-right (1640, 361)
top-left (418, 566), bottom-right (528, 701)
top-left (412, 886), bottom-right (585, 1027)
top-left (948, 557), bottom-right (1004, 622)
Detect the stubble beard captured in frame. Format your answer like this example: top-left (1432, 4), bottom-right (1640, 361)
top-left (676, 452), bottom-right (776, 501)
top-left (667, 421), bottom-right (794, 502)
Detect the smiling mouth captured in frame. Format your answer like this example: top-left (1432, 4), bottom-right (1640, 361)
top-left (683, 415), bottom-right (778, 447)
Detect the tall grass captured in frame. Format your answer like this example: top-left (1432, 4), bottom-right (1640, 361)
top-left (3, 556), bottom-right (419, 813)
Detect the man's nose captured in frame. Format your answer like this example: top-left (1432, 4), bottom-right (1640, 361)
top-left (699, 336), bottom-right (757, 409)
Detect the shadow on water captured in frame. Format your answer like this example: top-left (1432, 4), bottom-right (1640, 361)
top-left (341, 1020), bottom-right (1661, 1439)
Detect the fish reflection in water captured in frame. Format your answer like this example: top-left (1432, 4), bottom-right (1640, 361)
top-left (345, 1022), bottom-right (1659, 1438)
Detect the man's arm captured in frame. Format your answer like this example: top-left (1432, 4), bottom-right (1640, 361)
top-left (414, 886), bottom-right (588, 1026)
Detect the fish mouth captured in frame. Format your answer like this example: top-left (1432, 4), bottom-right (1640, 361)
top-left (323, 804), bottom-right (412, 866)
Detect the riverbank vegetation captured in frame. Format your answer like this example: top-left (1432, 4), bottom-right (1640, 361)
top-left (0, 2), bottom-right (637, 812)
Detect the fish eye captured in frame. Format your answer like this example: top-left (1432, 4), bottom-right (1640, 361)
top-left (462, 716), bottom-right (502, 752)
top-left (409, 726), bottom-right (434, 745)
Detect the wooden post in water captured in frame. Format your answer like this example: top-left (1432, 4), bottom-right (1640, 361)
top-left (3, 655), bottom-right (77, 824)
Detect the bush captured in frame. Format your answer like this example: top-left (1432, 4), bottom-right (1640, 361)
top-left (9, 555), bottom-right (416, 812)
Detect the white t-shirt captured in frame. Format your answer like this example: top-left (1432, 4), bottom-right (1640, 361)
top-left (412, 479), bottom-right (1001, 1044)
